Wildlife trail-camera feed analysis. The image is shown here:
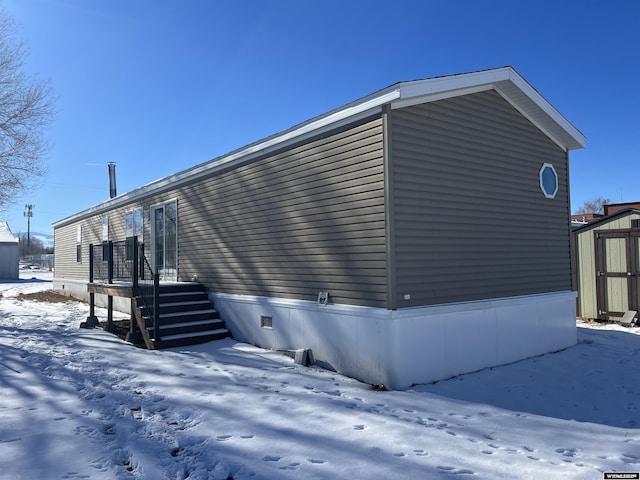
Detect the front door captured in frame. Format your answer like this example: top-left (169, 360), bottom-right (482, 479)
top-left (151, 200), bottom-right (178, 281)
top-left (595, 230), bottom-right (640, 321)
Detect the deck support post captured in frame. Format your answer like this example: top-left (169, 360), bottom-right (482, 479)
top-left (82, 243), bottom-right (100, 329)
top-left (125, 237), bottom-right (144, 345)
top-left (104, 295), bottom-right (117, 333)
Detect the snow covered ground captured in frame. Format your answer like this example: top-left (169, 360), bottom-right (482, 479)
top-left (1, 272), bottom-right (639, 479)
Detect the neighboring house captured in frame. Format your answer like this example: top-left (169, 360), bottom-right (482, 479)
top-left (571, 212), bottom-right (603, 227)
top-left (52, 67), bottom-right (585, 389)
top-left (570, 202), bottom-right (640, 227)
top-left (0, 222), bottom-right (19, 280)
top-left (573, 209), bottom-right (640, 322)
top-left (604, 202), bottom-right (640, 216)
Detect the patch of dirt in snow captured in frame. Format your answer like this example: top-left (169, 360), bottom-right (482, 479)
top-left (15, 289), bottom-right (73, 303)
top-left (12, 288), bottom-right (139, 347)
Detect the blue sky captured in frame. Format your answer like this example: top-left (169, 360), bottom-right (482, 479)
top-left (1, 0), bottom-right (638, 235)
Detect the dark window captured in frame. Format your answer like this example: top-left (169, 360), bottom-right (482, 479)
top-left (102, 241), bottom-right (109, 263)
top-left (76, 225), bottom-right (82, 263)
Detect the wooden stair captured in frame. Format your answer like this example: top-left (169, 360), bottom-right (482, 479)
top-left (133, 283), bottom-right (230, 349)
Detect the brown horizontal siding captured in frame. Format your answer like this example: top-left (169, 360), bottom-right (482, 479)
top-left (54, 117), bottom-right (387, 308)
top-left (179, 117), bottom-right (387, 307)
top-left (390, 90), bottom-right (571, 307)
top-left (54, 224), bottom-right (86, 280)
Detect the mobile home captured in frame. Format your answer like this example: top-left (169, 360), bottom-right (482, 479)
top-left (53, 67), bottom-right (585, 389)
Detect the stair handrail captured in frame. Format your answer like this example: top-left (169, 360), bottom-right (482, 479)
top-left (132, 237), bottom-right (160, 343)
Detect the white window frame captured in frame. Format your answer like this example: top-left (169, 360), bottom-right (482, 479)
top-left (539, 163), bottom-right (558, 199)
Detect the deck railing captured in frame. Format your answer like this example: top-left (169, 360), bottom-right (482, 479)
top-left (89, 239), bottom-right (140, 283)
top-left (136, 247), bottom-right (160, 341)
top-left (88, 238), bottom-right (160, 339)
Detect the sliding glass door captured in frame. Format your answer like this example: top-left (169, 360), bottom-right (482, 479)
top-left (151, 200), bottom-right (178, 281)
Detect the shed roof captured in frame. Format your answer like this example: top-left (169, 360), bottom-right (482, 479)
top-left (0, 221), bottom-right (18, 244)
top-left (54, 66), bottom-right (586, 229)
top-left (573, 208), bottom-right (640, 233)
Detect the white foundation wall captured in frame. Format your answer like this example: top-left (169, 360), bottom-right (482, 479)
top-left (211, 291), bottom-right (577, 390)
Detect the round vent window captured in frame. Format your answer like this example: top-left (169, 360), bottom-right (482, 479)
top-left (539, 163), bottom-right (558, 199)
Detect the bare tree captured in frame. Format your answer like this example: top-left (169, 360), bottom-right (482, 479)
top-left (18, 232), bottom-right (50, 256)
top-left (574, 196), bottom-right (611, 215)
top-left (0, 8), bottom-right (55, 209)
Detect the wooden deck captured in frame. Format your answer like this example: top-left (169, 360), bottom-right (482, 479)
top-left (87, 282), bottom-right (134, 298)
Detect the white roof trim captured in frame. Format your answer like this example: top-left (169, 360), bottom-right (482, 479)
top-left (389, 67), bottom-right (585, 152)
top-left (506, 69), bottom-right (585, 149)
top-left (53, 91), bottom-right (398, 228)
top-left (54, 67), bottom-right (585, 228)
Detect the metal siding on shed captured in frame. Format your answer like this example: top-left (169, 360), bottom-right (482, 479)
top-left (0, 244), bottom-right (19, 279)
top-left (390, 90), bottom-right (571, 307)
top-left (178, 118), bottom-right (387, 307)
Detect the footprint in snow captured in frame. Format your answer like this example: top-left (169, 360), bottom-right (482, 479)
top-left (437, 466), bottom-right (475, 475)
top-left (353, 425), bottom-right (366, 430)
top-left (263, 455), bottom-right (281, 462)
top-left (100, 423), bottom-right (116, 435)
top-left (216, 435), bottom-right (232, 441)
top-left (622, 453), bottom-right (640, 464)
top-left (307, 458), bottom-right (326, 464)
top-left (555, 448), bottom-right (581, 458)
top-left (61, 472), bottom-right (90, 479)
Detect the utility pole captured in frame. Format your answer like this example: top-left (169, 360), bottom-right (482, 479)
top-left (24, 204), bottom-right (34, 255)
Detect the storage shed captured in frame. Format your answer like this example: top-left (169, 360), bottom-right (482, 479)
top-left (52, 67), bottom-right (585, 388)
top-left (0, 221), bottom-right (19, 280)
top-left (573, 209), bottom-right (640, 322)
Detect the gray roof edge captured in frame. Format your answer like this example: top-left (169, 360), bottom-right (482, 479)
top-left (53, 67), bottom-right (585, 229)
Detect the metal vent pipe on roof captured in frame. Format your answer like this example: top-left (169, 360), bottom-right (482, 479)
top-left (107, 162), bottom-right (117, 198)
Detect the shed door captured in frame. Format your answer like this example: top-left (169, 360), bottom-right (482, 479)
top-left (595, 231), bottom-right (639, 321)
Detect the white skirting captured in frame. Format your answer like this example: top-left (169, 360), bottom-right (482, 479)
top-left (210, 291), bottom-right (577, 389)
